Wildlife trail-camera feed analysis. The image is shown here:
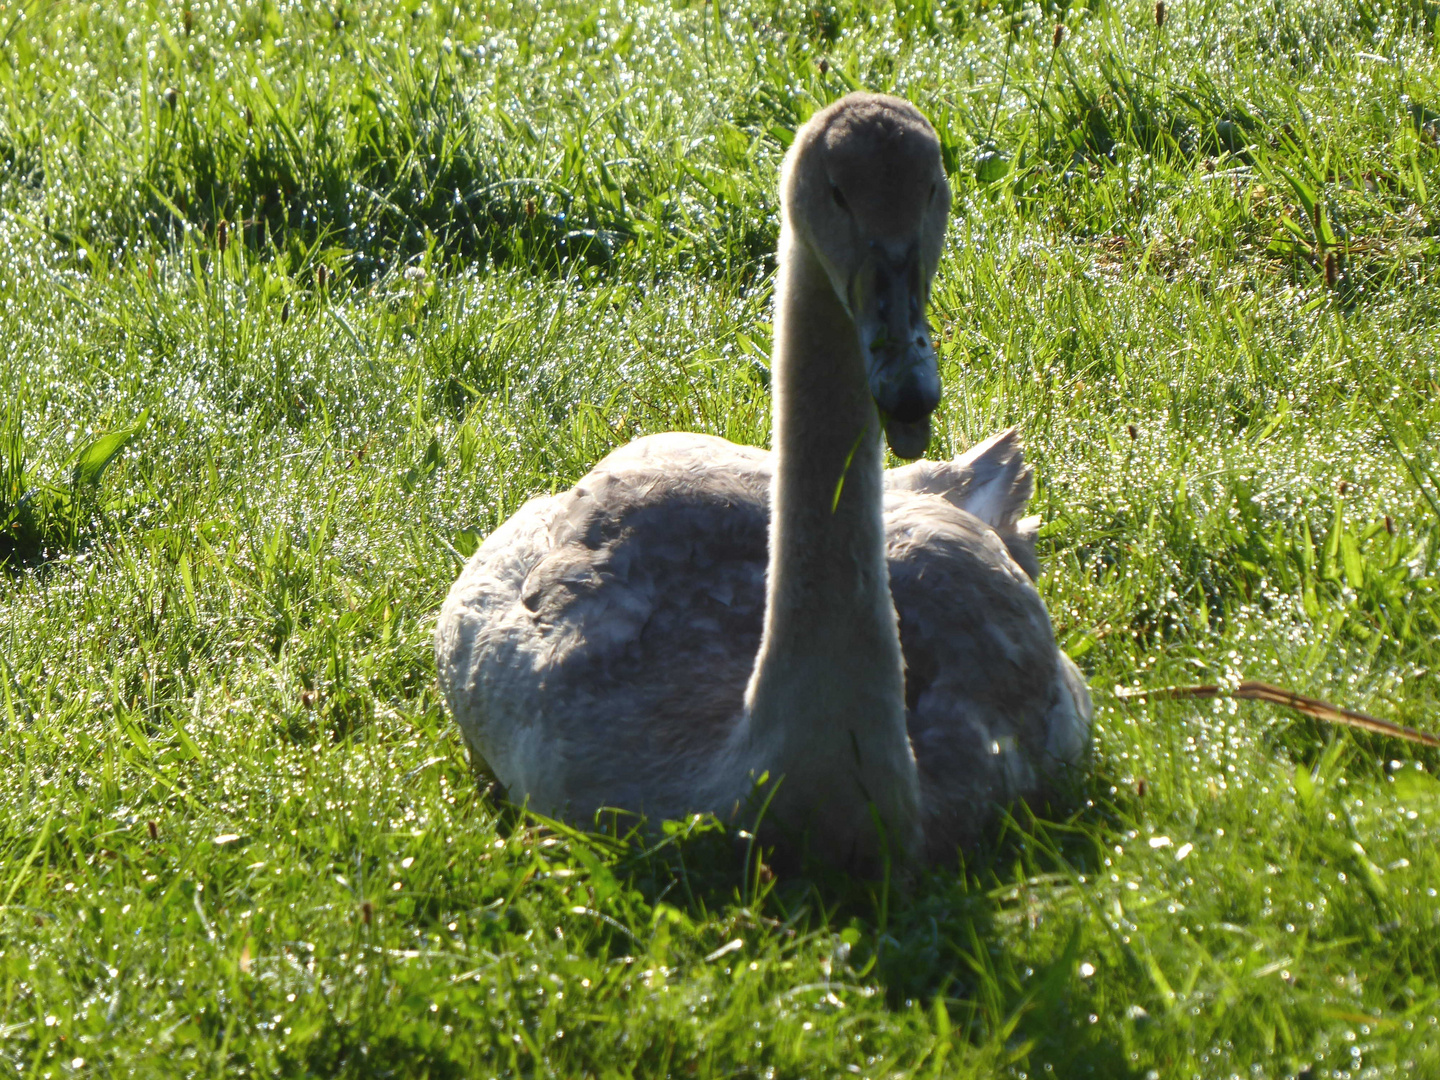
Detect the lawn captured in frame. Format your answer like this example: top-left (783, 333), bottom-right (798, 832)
top-left (3, 0), bottom-right (1440, 1076)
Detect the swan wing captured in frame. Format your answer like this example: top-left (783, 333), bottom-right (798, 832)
top-left (436, 433), bottom-right (771, 821)
top-left (883, 494), bottom-right (1091, 860)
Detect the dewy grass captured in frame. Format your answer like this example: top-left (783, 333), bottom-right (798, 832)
top-left (3, 0), bottom-right (1440, 1076)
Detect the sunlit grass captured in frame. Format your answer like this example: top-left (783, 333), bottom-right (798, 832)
top-left (2, 0), bottom-right (1440, 1076)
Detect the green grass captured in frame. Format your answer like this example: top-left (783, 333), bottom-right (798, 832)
top-left (4, 0), bottom-right (1440, 1075)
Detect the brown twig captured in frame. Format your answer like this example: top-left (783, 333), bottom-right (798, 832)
top-left (1114, 680), bottom-right (1440, 749)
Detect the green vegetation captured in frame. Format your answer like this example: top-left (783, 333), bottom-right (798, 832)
top-left (3, 0), bottom-right (1440, 1075)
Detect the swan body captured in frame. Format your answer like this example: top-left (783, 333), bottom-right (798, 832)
top-left (437, 93), bottom-right (1090, 867)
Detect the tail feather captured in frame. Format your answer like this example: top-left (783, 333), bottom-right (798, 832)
top-left (886, 427), bottom-right (1040, 579)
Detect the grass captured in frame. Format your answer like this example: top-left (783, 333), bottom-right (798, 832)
top-left (3, 0), bottom-right (1440, 1075)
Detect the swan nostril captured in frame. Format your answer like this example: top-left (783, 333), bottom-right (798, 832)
top-left (832, 184), bottom-right (849, 212)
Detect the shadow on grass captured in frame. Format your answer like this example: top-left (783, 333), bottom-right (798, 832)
top-left (477, 778), bottom-right (1139, 1078)
top-left (0, 404), bottom-right (148, 572)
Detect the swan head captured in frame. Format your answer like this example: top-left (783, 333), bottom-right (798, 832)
top-left (783, 93), bottom-right (950, 459)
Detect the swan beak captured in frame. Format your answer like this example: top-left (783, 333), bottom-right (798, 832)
top-left (851, 248), bottom-right (941, 460)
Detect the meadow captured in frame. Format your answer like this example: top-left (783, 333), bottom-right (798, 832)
top-left (3, 0), bottom-right (1440, 1075)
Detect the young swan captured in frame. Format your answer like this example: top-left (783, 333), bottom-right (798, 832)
top-left (436, 93), bottom-right (1090, 869)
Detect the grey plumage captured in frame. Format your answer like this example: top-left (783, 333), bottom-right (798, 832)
top-left (436, 431), bottom-right (1090, 863)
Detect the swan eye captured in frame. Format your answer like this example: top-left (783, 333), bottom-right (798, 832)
top-left (831, 184), bottom-right (849, 212)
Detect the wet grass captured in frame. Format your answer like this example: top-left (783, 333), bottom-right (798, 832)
top-left (3, 0), bottom-right (1440, 1076)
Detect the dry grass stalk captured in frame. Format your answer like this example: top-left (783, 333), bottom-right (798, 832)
top-left (1114, 680), bottom-right (1440, 748)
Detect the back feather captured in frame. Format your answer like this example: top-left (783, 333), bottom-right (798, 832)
top-left (886, 427), bottom-right (1040, 579)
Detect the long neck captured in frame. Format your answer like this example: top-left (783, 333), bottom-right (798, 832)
top-left (756, 229), bottom-right (892, 662)
top-left (737, 222), bottom-right (920, 864)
